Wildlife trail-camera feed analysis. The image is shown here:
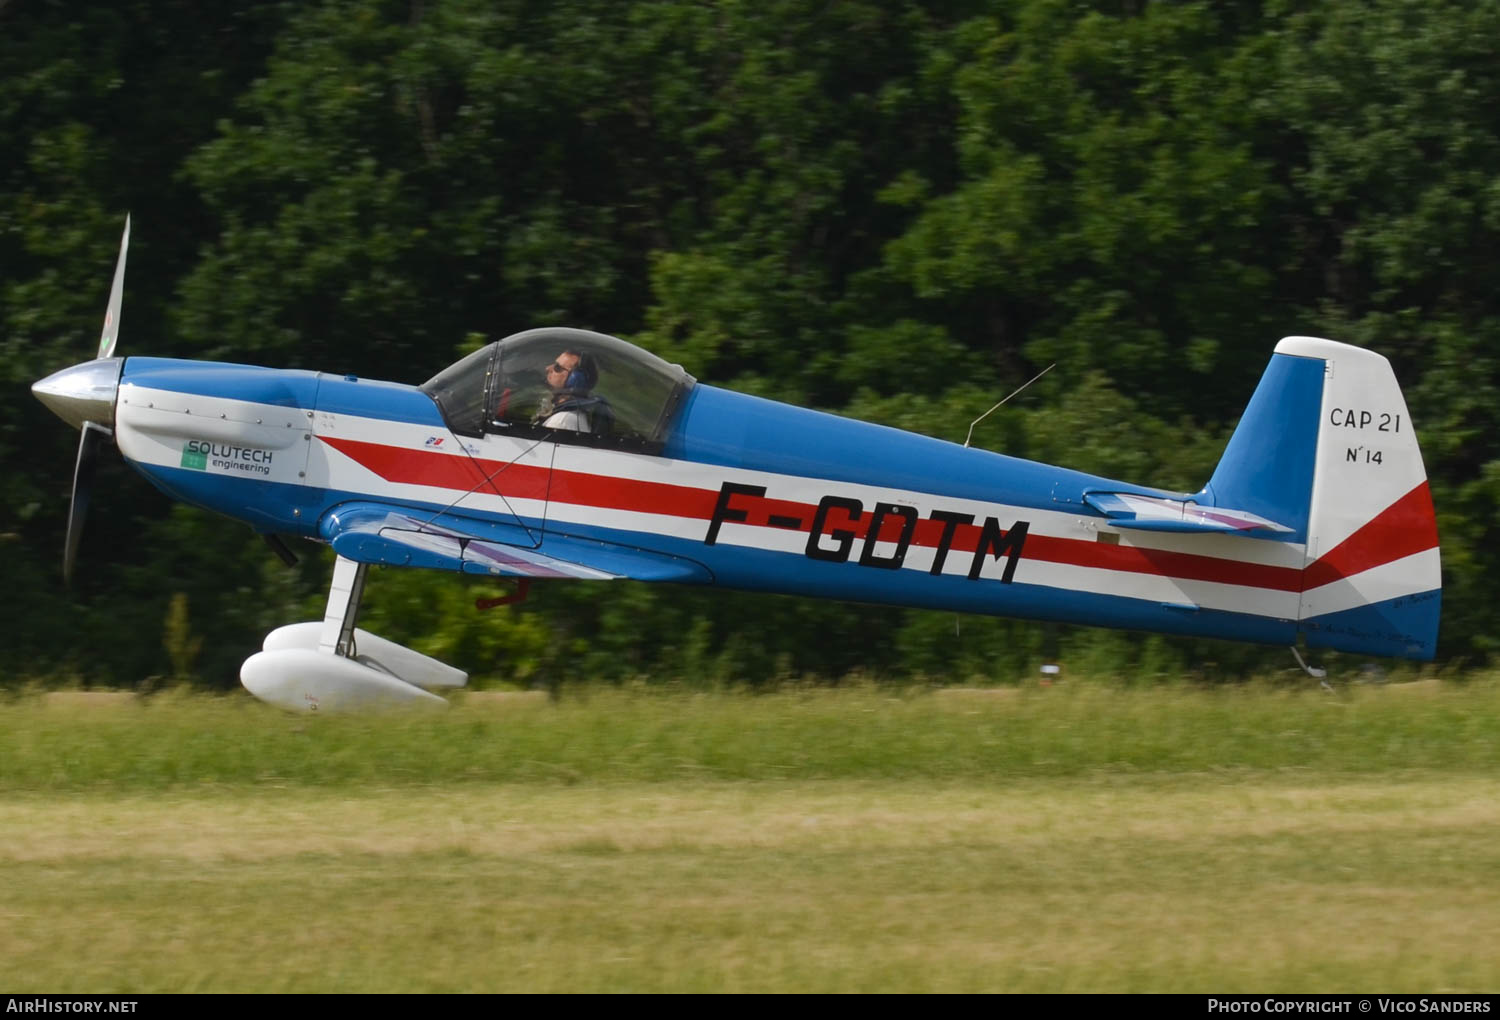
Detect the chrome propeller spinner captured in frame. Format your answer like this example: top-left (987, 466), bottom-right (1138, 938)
top-left (31, 216), bottom-right (130, 582)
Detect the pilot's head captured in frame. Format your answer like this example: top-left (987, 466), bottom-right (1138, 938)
top-left (545, 350), bottom-right (597, 394)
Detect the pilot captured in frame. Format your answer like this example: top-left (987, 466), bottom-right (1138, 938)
top-left (537, 349), bottom-right (607, 433)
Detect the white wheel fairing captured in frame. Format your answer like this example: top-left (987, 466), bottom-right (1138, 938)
top-left (241, 649), bottom-right (447, 712)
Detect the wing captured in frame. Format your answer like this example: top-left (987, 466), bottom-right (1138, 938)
top-left (1083, 491), bottom-right (1293, 536)
top-left (319, 501), bottom-right (714, 582)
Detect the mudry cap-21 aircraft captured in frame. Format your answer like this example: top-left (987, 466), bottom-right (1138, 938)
top-left (33, 220), bottom-right (1442, 710)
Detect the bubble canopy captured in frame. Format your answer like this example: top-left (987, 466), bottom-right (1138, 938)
top-left (420, 328), bottom-right (695, 448)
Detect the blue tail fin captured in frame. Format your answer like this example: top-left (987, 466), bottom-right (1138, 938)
top-left (1200, 350), bottom-right (1326, 545)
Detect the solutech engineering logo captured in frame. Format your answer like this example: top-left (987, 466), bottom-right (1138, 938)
top-left (180, 440), bottom-right (273, 476)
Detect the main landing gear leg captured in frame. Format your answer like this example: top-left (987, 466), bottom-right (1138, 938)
top-left (319, 554), bottom-right (368, 657)
top-left (240, 555), bottom-right (466, 712)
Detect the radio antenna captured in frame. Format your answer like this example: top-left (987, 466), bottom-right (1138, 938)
top-left (964, 363), bottom-right (1055, 449)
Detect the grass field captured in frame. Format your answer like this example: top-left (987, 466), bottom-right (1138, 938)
top-left (2, 681), bottom-right (1498, 992)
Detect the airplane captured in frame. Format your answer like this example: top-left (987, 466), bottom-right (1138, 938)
top-left (33, 219), bottom-right (1442, 711)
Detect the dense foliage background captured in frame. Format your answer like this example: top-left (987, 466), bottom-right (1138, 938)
top-left (4, 0), bottom-right (1497, 688)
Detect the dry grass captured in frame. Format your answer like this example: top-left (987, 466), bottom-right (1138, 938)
top-left (3, 776), bottom-right (1499, 992)
top-left (4, 681), bottom-right (1497, 991)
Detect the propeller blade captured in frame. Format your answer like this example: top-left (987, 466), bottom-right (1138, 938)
top-left (97, 214), bottom-right (130, 359)
top-left (63, 421), bottom-right (111, 584)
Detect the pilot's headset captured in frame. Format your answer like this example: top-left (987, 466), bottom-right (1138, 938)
top-left (564, 351), bottom-right (598, 393)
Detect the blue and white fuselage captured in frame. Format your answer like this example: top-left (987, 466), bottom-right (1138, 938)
top-left (95, 327), bottom-right (1438, 668)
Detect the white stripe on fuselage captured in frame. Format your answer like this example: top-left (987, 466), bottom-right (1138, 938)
top-left (1300, 547), bottom-right (1441, 619)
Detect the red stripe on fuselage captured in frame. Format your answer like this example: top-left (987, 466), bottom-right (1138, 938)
top-left (1301, 481), bottom-right (1439, 590)
top-left (546, 467), bottom-right (721, 519)
top-left (320, 435), bottom-right (551, 500)
top-left (320, 436), bottom-right (1312, 592)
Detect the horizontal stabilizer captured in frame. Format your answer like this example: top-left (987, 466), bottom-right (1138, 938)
top-left (1084, 491), bottom-right (1294, 536)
